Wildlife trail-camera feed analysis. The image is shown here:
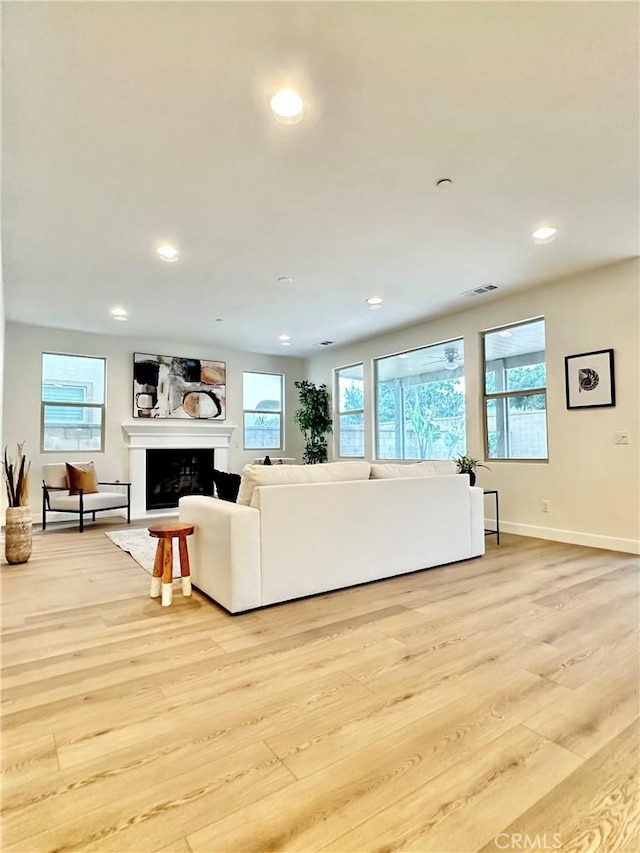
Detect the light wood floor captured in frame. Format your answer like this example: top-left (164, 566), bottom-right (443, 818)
top-left (1, 524), bottom-right (638, 853)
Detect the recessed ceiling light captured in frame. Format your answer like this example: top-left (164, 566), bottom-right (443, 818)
top-left (278, 334), bottom-right (291, 341)
top-left (112, 315), bottom-right (128, 322)
top-left (156, 244), bottom-right (179, 262)
top-left (270, 89), bottom-right (304, 123)
top-left (531, 226), bottom-right (557, 244)
top-left (278, 276), bottom-right (294, 285)
top-left (215, 318), bottom-right (223, 322)
top-left (280, 341), bottom-right (291, 347)
top-left (366, 297), bottom-right (383, 306)
top-left (110, 307), bottom-right (127, 317)
top-left (498, 330), bottom-right (513, 338)
top-left (436, 178), bottom-right (453, 187)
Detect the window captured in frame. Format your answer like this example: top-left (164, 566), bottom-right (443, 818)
top-left (243, 372), bottom-right (283, 450)
top-left (483, 319), bottom-right (547, 460)
top-left (374, 340), bottom-right (466, 460)
top-left (335, 364), bottom-right (364, 457)
top-left (42, 353), bottom-right (106, 451)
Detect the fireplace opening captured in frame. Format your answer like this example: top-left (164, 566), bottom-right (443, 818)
top-left (146, 449), bottom-right (214, 511)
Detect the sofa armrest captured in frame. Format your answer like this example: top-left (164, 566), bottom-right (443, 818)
top-left (178, 495), bottom-right (262, 613)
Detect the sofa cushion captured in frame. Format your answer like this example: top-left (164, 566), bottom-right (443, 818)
top-left (42, 463), bottom-right (70, 490)
top-left (66, 462), bottom-right (99, 495)
top-left (370, 461), bottom-right (456, 479)
top-left (213, 469), bottom-right (241, 503)
top-left (48, 491), bottom-right (129, 511)
top-left (237, 461), bottom-right (371, 507)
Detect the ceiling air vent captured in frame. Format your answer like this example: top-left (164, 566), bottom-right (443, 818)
top-left (462, 284), bottom-right (499, 297)
top-left (317, 340), bottom-right (334, 347)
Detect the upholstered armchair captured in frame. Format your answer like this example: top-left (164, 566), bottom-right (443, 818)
top-left (42, 462), bottom-right (131, 532)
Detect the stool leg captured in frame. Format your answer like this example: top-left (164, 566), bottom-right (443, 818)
top-left (179, 536), bottom-right (192, 597)
top-left (162, 538), bottom-right (173, 607)
top-left (150, 540), bottom-right (163, 598)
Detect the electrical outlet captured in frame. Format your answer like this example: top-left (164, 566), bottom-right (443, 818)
top-left (542, 500), bottom-right (549, 513)
top-left (615, 431), bottom-right (630, 445)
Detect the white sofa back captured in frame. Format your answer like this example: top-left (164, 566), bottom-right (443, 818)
top-left (256, 474), bottom-right (480, 606)
top-left (370, 461), bottom-right (456, 478)
top-left (180, 466), bottom-right (485, 613)
top-left (237, 461), bottom-right (371, 507)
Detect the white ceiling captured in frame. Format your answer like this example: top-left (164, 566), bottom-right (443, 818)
top-left (2, 1), bottom-right (638, 357)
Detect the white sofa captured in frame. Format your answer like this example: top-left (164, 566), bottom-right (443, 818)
top-left (179, 461), bottom-right (485, 613)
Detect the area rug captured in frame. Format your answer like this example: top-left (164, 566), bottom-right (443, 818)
top-left (105, 528), bottom-right (182, 578)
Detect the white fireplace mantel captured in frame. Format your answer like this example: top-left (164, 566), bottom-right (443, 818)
top-left (122, 421), bottom-right (237, 449)
top-left (122, 421), bottom-right (237, 518)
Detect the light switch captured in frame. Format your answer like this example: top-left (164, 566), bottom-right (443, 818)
top-left (614, 431), bottom-right (630, 445)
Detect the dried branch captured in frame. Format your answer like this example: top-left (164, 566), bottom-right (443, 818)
top-left (3, 444), bottom-right (30, 507)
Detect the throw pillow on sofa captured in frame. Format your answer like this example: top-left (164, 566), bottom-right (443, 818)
top-left (66, 462), bottom-right (99, 495)
top-left (369, 461), bottom-right (456, 479)
top-left (212, 469), bottom-right (242, 503)
top-left (236, 461), bottom-right (372, 507)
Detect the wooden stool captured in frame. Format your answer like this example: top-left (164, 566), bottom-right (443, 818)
top-left (148, 523), bottom-right (194, 607)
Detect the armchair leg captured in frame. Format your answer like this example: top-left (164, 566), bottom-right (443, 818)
top-left (127, 485), bottom-right (131, 524)
top-left (42, 502), bottom-right (47, 531)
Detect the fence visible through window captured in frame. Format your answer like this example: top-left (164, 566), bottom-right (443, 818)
top-left (374, 340), bottom-right (466, 461)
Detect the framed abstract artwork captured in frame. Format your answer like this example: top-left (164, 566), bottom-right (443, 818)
top-left (565, 348), bottom-right (615, 410)
top-left (133, 353), bottom-right (226, 419)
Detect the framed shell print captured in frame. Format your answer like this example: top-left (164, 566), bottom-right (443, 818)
top-left (565, 349), bottom-right (615, 409)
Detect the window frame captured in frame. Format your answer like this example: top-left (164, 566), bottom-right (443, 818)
top-left (334, 362), bottom-right (365, 459)
top-left (373, 338), bottom-right (466, 462)
top-left (242, 371), bottom-right (284, 451)
top-left (481, 318), bottom-right (549, 462)
top-left (41, 352), bottom-right (107, 453)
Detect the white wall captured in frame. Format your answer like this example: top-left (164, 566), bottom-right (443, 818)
top-left (0, 2), bottom-right (4, 458)
top-left (307, 258), bottom-right (640, 553)
top-left (0, 267), bottom-right (4, 459)
top-left (0, 253), bottom-right (4, 457)
top-left (3, 324), bottom-right (306, 517)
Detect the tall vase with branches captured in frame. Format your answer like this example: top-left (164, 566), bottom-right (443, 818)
top-left (3, 443), bottom-right (33, 565)
top-left (294, 381), bottom-right (333, 464)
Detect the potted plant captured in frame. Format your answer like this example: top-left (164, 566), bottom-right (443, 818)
top-left (3, 443), bottom-right (32, 564)
top-left (294, 381), bottom-right (333, 464)
top-left (454, 454), bottom-right (490, 487)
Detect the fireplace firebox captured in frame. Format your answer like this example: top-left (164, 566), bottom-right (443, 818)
top-left (146, 449), bottom-right (214, 511)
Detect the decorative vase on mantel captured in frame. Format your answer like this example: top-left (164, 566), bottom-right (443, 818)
top-left (5, 506), bottom-right (33, 565)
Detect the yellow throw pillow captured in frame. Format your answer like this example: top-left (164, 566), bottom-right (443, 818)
top-left (66, 462), bottom-right (99, 496)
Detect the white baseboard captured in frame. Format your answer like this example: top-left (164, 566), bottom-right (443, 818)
top-left (131, 509), bottom-right (179, 522)
top-left (489, 519), bottom-right (640, 555)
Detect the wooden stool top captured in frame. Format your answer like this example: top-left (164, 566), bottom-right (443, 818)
top-left (148, 522), bottom-right (194, 539)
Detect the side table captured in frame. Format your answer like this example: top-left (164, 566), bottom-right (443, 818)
top-left (148, 522), bottom-right (195, 606)
top-left (483, 489), bottom-right (500, 545)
